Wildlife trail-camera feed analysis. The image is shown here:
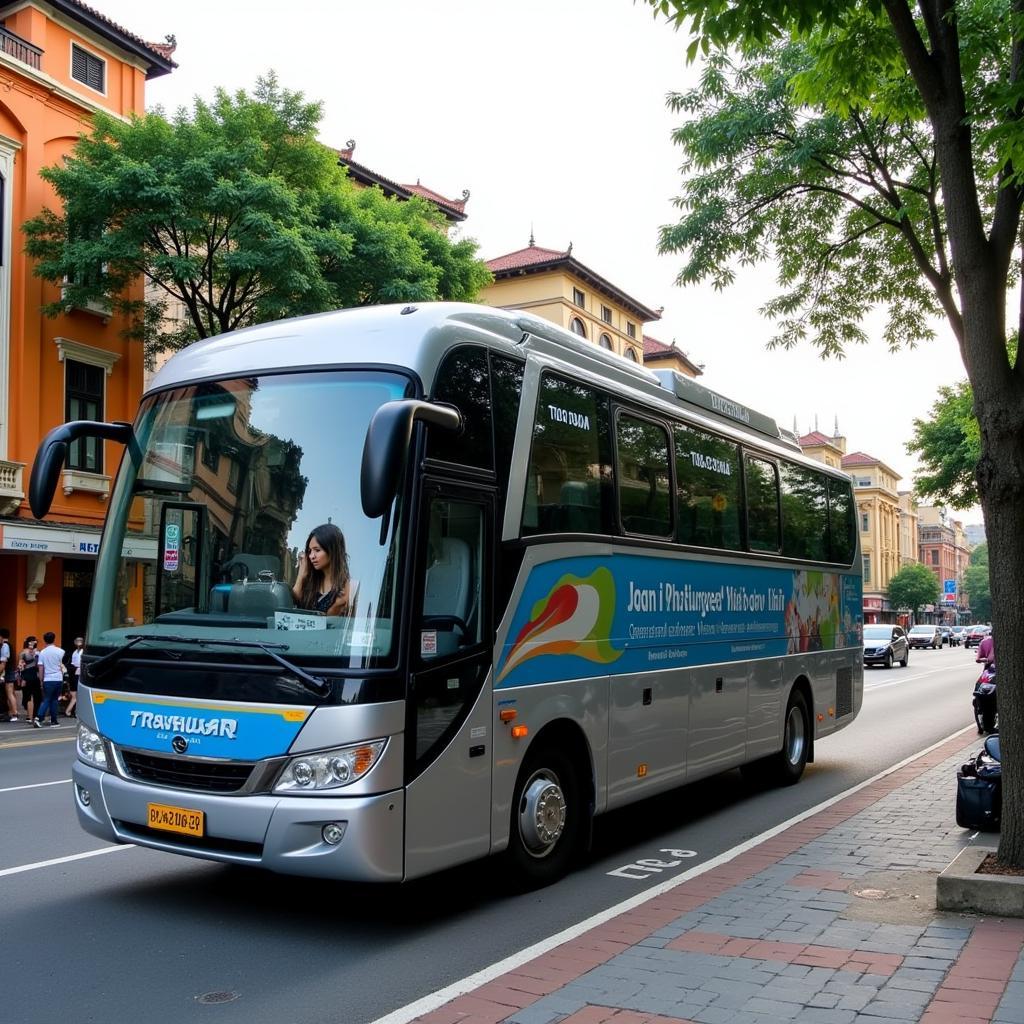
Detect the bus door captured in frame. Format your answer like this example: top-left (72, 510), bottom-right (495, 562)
top-left (403, 481), bottom-right (495, 879)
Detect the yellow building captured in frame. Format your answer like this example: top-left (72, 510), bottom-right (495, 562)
top-left (898, 491), bottom-right (920, 568)
top-left (797, 429), bottom-right (846, 470)
top-left (642, 335), bottom-right (702, 378)
top-left (481, 240), bottom-right (661, 363)
top-left (843, 452), bottom-right (902, 623)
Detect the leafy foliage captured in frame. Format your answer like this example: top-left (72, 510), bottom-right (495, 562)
top-left (965, 543), bottom-right (992, 621)
top-left (906, 381), bottom-right (981, 509)
top-left (887, 562), bottom-right (941, 618)
top-left (23, 73), bottom-right (491, 364)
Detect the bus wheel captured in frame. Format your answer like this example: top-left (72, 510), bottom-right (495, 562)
top-left (507, 746), bottom-right (582, 886)
top-left (769, 690), bottom-right (810, 786)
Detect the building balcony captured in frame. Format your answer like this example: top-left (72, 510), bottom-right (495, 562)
top-left (0, 458), bottom-right (25, 515)
top-left (0, 26), bottom-right (42, 71)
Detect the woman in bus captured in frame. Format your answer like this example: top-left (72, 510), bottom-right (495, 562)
top-left (292, 523), bottom-right (354, 616)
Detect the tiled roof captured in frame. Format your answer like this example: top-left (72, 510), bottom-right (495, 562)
top-left (404, 183), bottom-right (467, 215)
top-left (23, 0), bottom-right (179, 73)
top-left (485, 245), bottom-right (569, 273)
top-left (799, 431), bottom-right (840, 447)
top-left (335, 144), bottom-right (468, 223)
top-left (842, 451), bottom-right (884, 467)
top-left (485, 242), bottom-right (662, 323)
top-left (642, 334), bottom-right (702, 376)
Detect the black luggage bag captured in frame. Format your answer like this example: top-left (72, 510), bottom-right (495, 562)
top-left (956, 737), bottom-right (1002, 831)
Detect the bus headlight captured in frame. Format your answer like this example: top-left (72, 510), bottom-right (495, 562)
top-left (274, 740), bottom-right (386, 793)
top-left (77, 723), bottom-right (108, 770)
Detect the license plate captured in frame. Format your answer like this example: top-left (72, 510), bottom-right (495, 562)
top-left (147, 802), bottom-right (204, 837)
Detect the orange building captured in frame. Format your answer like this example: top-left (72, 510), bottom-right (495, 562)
top-left (0, 0), bottom-right (174, 650)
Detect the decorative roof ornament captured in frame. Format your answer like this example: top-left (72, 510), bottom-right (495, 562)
top-left (529, 225), bottom-right (535, 247)
top-left (567, 241), bottom-right (573, 255)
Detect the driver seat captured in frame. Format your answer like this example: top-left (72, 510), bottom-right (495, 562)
top-left (422, 537), bottom-right (472, 656)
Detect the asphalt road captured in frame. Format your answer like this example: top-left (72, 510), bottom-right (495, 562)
top-left (0, 644), bottom-right (981, 1024)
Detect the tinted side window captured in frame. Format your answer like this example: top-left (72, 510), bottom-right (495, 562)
top-left (490, 355), bottom-right (524, 498)
top-left (428, 346), bottom-right (492, 469)
top-left (780, 462), bottom-right (829, 561)
top-left (745, 456), bottom-right (780, 552)
top-left (616, 414), bottom-right (672, 536)
top-left (524, 374), bottom-right (612, 535)
top-left (828, 477), bottom-right (856, 564)
top-left (674, 424), bottom-right (742, 550)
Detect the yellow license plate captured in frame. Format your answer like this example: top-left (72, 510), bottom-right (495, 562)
top-left (147, 802), bottom-right (204, 838)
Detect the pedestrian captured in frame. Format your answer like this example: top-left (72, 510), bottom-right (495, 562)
top-left (33, 631), bottom-right (66, 728)
top-left (1, 627), bottom-right (17, 722)
top-left (18, 636), bottom-right (40, 724)
top-left (67, 637), bottom-right (83, 718)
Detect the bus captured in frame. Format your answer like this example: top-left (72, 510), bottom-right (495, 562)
top-left (30, 302), bottom-right (863, 885)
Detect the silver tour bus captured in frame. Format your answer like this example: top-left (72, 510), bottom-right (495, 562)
top-left (30, 303), bottom-right (863, 885)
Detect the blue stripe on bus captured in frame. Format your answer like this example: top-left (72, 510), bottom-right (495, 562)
top-left (496, 555), bottom-right (862, 688)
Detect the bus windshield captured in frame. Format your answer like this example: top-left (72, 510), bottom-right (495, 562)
top-left (90, 370), bottom-right (412, 664)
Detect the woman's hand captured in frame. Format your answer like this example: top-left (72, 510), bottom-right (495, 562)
top-left (295, 551), bottom-right (309, 581)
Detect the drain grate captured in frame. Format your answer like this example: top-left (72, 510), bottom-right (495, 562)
top-left (195, 991), bottom-right (240, 1005)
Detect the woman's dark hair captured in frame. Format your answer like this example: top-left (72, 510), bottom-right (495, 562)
top-left (299, 523), bottom-right (349, 609)
top-left (22, 636), bottom-right (36, 649)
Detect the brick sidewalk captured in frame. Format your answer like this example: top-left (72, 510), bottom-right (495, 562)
top-left (407, 733), bottom-right (1024, 1024)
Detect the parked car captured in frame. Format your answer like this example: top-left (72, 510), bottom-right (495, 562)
top-left (908, 624), bottom-right (943, 649)
top-left (863, 624), bottom-right (910, 668)
top-left (965, 624), bottom-right (992, 649)
top-left (941, 626), bottom-right (961, 647)
top-left (952, 626), bottom-right (968, 644)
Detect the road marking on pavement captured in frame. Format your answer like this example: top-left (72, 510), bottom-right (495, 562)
top-left (864, 665), bottom-right (960, 691)
top-left (0, 844), bottom-right (134, 879)
top-left (0, 779), bottom-right (70, 794)
top-left (367, 722), bottom-right (977, 1024)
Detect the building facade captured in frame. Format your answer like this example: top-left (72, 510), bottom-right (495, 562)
top-left (481, 240), bottom-right (660, 363)
top-left (897, 491), bottom-right (920, 568)
top-left (843, 451), bottom-right (902, 623)
top-left (642, 334), bottom-right (702, 379)
top-left (0, 0), bottom-right (173, 649)
top-left (918, 505), bottom-right (971, 623)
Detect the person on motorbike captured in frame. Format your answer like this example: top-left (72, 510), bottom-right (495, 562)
top-left (976, 632), bottom-right (994, 665)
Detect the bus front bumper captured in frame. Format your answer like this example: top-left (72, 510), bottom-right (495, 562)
top-left (72, 762), bottom-right (405, 882)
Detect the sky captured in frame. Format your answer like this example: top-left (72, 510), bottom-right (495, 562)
top-left (96, 0), bottom-right (980, 523)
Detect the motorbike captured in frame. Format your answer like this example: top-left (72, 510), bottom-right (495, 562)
top-left (973, 661), bottom-right (997, 734)
top-left (956, 733), bottom-right (1001, 831)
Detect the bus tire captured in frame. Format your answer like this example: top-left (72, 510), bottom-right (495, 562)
top-left (768, 689), bottom-right (810, 786)
top-left (506, 745), bottom-right (582, 887)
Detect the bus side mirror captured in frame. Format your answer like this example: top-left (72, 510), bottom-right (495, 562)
top-left (361, 400), bottom-right (462, 521)
top-left (29, 420), bottom-right (134, 518)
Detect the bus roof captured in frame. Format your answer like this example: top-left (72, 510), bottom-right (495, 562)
top-left (147, 301), bottom-right (812, 463)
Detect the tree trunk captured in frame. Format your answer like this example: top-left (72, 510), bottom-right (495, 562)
top-left (975, 376), bottom-right (1024, 866)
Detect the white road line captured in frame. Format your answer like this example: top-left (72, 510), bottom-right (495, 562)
top-left (865, 664), bottom-right (970, 691)
top-left (367, 723), bottom-right (976, 1024)
top-left (0, 779), bottom-right (70, 794)
top-left (0, 844), bottom-right (134, 879)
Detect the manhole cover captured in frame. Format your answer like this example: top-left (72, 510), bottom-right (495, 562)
top-left (195, 991), bottom-right (240, 1005)
top-left (853, 888), bottom-right (889, 900)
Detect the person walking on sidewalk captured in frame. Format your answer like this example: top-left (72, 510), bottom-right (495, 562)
top-left (1, 627), bottom-right (17, 722)
top-left (18, 636), bottom-right (40, 724)
top-left (66, 637), bottom-right (83, 718)
top-left (33, 632), bottom-right (66, 728)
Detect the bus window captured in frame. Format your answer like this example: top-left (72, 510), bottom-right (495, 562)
top-left (674, 424), bottom-right (741, 549)
top-left (828, 477), bottom-right (857, 564)
top-left (616, 413), bottom-right (672, 537)
top-left (744, 455), bottom-right (780, 552)
top-left (523, 374), bottom-right (612, 536)
top-left (491, 355), bottom-right (524, 499)
top-left (428, 346), bottom-right (493, 470)
top-left (780, 462), bottom-right (829, 561)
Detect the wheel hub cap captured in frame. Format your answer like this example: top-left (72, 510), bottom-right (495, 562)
top-left (519, 772), bottom-right (567, 856)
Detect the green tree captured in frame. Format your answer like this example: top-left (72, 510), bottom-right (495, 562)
top-left (646, 0), bottom-right (1024, 865)
top-left (906, 381), bottom-right (980, 509)
top-left (965, 543), bottom-right (992, 622)
top-left (887, 563), bottom-right (941, 622)
top-left (23, 73), bottom-right (491, 364)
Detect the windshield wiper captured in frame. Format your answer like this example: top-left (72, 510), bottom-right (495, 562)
top-left (88, 633), bottom-right (196, 680)
top-left (88, 635), bottom-right (331, 698)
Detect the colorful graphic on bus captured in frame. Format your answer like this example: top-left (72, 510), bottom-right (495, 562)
top-left (496, 554), bottom-right (862, 688)
top-left (496, 566), bottom-right (623, 682)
